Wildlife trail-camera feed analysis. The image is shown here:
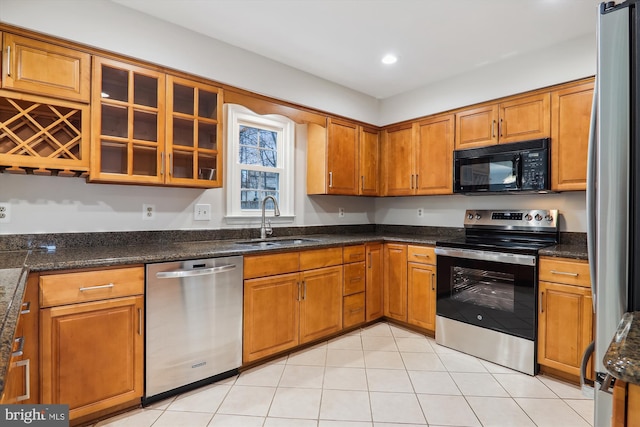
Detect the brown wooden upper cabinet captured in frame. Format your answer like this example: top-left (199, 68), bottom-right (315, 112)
top-left (1, 33), bottom-right (90, 103)
top-left (455, 93), bottom-right (550, 149)
top-left (551, 80), bottom-right (594, 191)
top-left (90, 57), bottom-right (223, 187)
top-left (382, 114), bottom-right (454, 196)
top-left (307, 117), bottom-right (380, 195)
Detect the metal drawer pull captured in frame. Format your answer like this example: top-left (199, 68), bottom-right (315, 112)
top-left (550, 270), bottom-right (579, 277)
top-left (12, 336), bottom-right (24, 357)
top-left (16, 359), bottom-right (30, 401)
top-left (413, 253), bottom-right (430, 258)
top-left (21, 301), bottom-right (31, 314)
top-left (79, 283), bottom-right (115, 292)
top-left (156, 264), bottom-right (236, 279)
top-left (349, 307), bottom-right (364, 314)
top-left (350, 276), bottom-right (362, 282)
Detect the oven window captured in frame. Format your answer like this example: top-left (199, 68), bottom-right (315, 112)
top-left (451, 266), bottom-right (515, 312)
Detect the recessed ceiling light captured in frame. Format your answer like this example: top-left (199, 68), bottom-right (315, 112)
top-left (381, 54), bottom-right (398, 65)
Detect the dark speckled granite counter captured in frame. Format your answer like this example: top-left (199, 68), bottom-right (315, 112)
top-left (604, 312), bottom-right (640, 384)
top-left (0, 226), bottom-right (588, 397)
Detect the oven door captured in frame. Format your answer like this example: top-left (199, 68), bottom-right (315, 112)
top-left (454, 152), bottom-right (521, 193)
top-left (435, 247), bottom-right (537, 340)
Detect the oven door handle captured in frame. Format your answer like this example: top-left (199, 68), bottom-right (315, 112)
top-left (435, 247), bottom-right (536, 266)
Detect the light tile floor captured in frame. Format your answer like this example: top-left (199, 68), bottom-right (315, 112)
top-left (94, 322), bottom-right (594, 427)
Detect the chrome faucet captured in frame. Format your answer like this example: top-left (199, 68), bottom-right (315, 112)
top-left (260, 195), bottom-right (281, 239)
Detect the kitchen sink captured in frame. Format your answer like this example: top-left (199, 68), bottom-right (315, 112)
top-left (234, 238), bottom-right (319, 247)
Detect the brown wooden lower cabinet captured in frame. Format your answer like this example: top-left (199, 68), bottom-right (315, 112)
top-left (243, 249), bottom-right (343, 363)
top-left (407, 262), bottom-right (436, 331)
top-left (384, 243), bottom-right (408, 321)
top-left (38, 266), bottom-right (144, 423)
top-left (365, 243), bottom-right (384, 322)
top-left (613, 380), bottom-right (640, 427)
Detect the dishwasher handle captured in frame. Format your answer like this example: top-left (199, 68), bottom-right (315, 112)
top-left (155, 264), bottom-right (237, 279)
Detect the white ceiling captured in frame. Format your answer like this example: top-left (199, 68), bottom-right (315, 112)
top-left (111, 0), bottom-right (600, 100)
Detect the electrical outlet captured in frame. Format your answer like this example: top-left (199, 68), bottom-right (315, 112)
top-left (0, 202), bottom-right (10, 223)
top-left (194, 204), bottom-right (211, 221)
top-left (338, 207), bottom-right (345, 218)
top-left (142, 204), bottom-right (155, 220)
top-left (417, 208), bottom-right (424, 217)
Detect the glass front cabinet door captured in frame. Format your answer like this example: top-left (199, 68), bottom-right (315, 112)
top-left (90, 57), bottom-right (223, 188)
top-left (165, 75), bottom-right (223, 188)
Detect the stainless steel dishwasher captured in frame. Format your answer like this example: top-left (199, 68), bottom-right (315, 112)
top-left (143, 256), bottom-right (243, 405)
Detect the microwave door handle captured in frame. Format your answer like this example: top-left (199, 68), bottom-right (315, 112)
top-left (514, 155), bottom-right (522, 189)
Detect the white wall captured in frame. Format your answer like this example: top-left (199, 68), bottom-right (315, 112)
top-left (0, 0), bottom-right (594, 235)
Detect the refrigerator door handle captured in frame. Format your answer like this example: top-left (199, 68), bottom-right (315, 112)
top-left (586, 76), bottom-right (598, 313)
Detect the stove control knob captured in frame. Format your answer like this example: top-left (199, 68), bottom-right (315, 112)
top-left (525, 214), bottom-right (533, 221)
top-left (545, 214), bottom-right (554, 222)
top-left (468, 213), bottom-right (474, 220)
top-left (475, 213), bottom-right (482, 220)
top-left (535, 214), bottom-right (543, 221)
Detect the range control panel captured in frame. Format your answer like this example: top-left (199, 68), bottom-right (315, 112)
top-left (464, 209), bottom-right (558, 231)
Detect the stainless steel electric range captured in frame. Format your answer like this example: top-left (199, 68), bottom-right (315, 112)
top-left (435, 209), bottom-right (559, 375)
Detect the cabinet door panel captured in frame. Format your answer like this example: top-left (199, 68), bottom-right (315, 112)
top-left (455, 105), bottom-right (498, 149)
top-left (383, 243), bottom-right (407, 321)
top-left (407, 263), bottom-right (436, 331)
top-left (2, 33), bottom-right (90, 102)
top-left (537, 281), bottom-right (593, 376)
top-left (40, 296), bottom-right (143, 420)
top-left (327, 118), bottom-right (359, 195)
top-left (366, 243), bottom-right (384, 322)
top-left (299, 266), bottom-right (343, 344)
top-left (551, 82), bottom-right (593, 191)
top-left (383, 125), bottom-right (414, 195)
top-left (415, 114), bottom-right (454, 195)
top-left (499, 93), bottom-right (550, 144)
top-left (359, 126), bottom-right (380, 195)
top-left (243, 273), bottom-right (300, 362)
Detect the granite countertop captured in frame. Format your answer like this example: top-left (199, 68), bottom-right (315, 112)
top-left (0, 229), bottom-right (587, 398)
top-left (604, 312), bottom-right (640, 385)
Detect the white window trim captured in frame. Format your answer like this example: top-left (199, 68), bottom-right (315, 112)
top-left (224, 103), bottom-right (295, 224)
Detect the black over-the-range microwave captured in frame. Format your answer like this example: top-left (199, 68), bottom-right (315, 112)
top-left (453, 138), bottom-right (550, 194)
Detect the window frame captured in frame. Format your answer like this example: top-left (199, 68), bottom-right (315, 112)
top-left (225, 103), bottom-right (295, 222)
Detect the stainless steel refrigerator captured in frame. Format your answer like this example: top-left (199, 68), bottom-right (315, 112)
top-left (588, 1), bottom-right (639, 425)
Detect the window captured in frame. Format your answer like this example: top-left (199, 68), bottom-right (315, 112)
top-left (225, 104), bottom-right (294, 220)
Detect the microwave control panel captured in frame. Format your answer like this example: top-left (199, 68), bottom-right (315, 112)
top-left (521, 150), bottom-right (548, 190)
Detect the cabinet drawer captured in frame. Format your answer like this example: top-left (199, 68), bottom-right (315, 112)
top-left (344, 262), bottom-right (365, 295)
top-left (40, 266), bottom-right (144, 307)
top-left (407, 245), bottom-right (436, 265)
top-left (299, 247), bottom-right (343, 270)
top-left (539, 257), bottom-right (590, 287)
top-left (343, 245), bottom-right (365, 263)
top-left (343, 292), bottom-right (365, 328)
top-left (244, 252), bottom-right (300, 279)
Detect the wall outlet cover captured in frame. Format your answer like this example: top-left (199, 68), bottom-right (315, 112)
top-left (194, 204), bottom-right (212, 221)
top-left (0, 203), bottom-right (10, 223)
top-left (338, 207), bottom-right (345, 218)
top-left (143, 204), bottom-right (155, 220)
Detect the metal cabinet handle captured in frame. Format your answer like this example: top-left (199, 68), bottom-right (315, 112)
top-left (415, 174), bottom-right (419, 189)
top-left (79, 283), bottom-right (114, 292)
top-left (491, 120), bottom-right (496, 138)
top-left (329, 171), bottom-right (333, 188)
top-left (413, 253), bottom-right (430, 258)
top-left (12, 336), bottom-right (24, 357)
top-left (411, 174), bottom-right (414, 189)
top-left (550, 270), bottom-right (579, 277)
top-left (361, 176), bottom-right (365, 191)
top-left (297, 282), bottom-right (301, 301)
top-left (6, 46), bottom-right (11, 77)
top-left (303, 280), bottom-right (307, 300)
top-left (21, 301), bottom-right (31, 315)
top-left (169, 153), bottom-right (173, 176)
top-left (156, 264), bottom-right (236, 279)
top-left (500, 118), bottom-right (503, 137)
top-left (540, 291), bottom-right (545, 313)
top-left (431, 273), bottom-right (435, 291)
top-left (15, 359), bottom-right (30, 402)
top-left (368, 252), bottom-right (372, 268)
top-left (350, 276), bottom-right (362, 282)
top-left (138, 308), bottom-right (142, 336)
top-left (349, 307), bottom-right (364, 314)
top-left (160, 152), bottom-right (165, 176)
